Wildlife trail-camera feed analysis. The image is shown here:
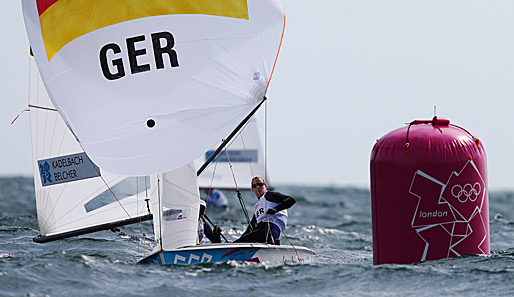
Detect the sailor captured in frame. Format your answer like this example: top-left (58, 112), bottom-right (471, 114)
top-left (198, 199), bottom-right (222, 244)
top-left (204, 188), bottom-right (228, 208)
top-left (234, 176), bottom-right (295, 245)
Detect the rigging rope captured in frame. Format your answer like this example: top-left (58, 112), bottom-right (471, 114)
top-left (203, 213), bottom-right (229, 243)
top-left (157, 178), bottom-right (163, 251)
top-left (226, 140), bottom-right (240, 189)
top-left (209, 120), bottom-right (255, 230)
top-left (222, 144), bottom-right (253, 228)
top-left (206, 153), bottom-right (221, 204)
top-left (265, 99), bottom-right (268, 182)
top-left (236, 190), bottom-right (252, 230)
top-left (261, 100), bottom-right (300, 261)
top-left (264, 199), bottom-right (275, 245)
top-left (263, 100), bottom-right (273, 243)
top-left (137, 176), bottom-right (140, 254)
top-left (237, 128), bottom-right (255, 178)
top-left (281, 229), bottom-right (301, 262)
top-left (96, 172), bottom-right (132, 218)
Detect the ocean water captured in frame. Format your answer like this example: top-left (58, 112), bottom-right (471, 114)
top-left (1, 176), bottom-right (514, 296)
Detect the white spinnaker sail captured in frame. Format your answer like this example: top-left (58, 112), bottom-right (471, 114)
top-left (22, 0), bottom-right (285, 176)
top-left (196, 116), bottom-right (267, 189)
top-left (150, 163), bottom-right (200, 252)
top-left (29, 56), bottom-right (151, 238)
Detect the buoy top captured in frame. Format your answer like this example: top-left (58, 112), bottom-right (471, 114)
top-left (409, 116), bottom-right (450, 127)
top-left (372, 116), bottom-right (484, 160)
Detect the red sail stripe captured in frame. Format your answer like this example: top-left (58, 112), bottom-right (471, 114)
top-left (37, 0), bottom-right (59, 16)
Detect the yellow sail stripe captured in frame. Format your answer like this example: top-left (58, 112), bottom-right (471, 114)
top-left (40, 0), bottom-right (249, 61)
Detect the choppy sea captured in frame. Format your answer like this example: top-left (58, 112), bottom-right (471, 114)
top-left (1, 176), bottom-right (514, 296)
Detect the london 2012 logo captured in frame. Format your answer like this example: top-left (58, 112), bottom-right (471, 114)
top-left (409, 160), bottom-right (488, 261)
top-left (451, 183), bottom-right (481, 203)
top-left (39, 161), bottom-right (53, 185)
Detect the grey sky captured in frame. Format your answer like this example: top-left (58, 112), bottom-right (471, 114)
top-left (2, 1), bottom-right (514, 190)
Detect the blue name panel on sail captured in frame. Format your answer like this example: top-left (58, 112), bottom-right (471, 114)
top-left (206, 150), bottom-right (258, 163)
top-left (38, 153), bottom-right (100, 187)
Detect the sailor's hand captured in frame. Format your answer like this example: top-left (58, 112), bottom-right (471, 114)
top-left (266, 208), bottom-right (277, 215)
top-left (213, 226), bottom-right (222, 235)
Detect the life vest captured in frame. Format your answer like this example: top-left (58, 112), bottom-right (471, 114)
top-left (253, 195), bottom-right (288, 232)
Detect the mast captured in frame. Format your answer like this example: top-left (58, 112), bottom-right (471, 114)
top-left (197, 96), bottom-right (267, 177)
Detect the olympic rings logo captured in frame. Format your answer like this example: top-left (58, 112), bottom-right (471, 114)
top-left (451, 183), bottom-right (481, 203)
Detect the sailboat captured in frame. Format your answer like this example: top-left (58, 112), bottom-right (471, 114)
top-left (139, 163), bottom-right (316, 265)
top-left (22, 0), bottom-right (316, 264)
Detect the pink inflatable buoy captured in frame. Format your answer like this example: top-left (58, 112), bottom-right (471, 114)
top-left (370, 117), bottom-right (489, 265)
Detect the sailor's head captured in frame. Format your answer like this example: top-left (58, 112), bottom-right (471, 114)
top-left (199, 199), bottom-right (206, 216)
top-left (251, 176), bottom-right (267, 197)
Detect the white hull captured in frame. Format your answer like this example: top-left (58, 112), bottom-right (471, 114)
top-left (138, 243), bottom-right (316, 265)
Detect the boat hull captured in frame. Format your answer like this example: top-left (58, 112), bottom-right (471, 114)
top-left (138, 243), bottom-right (316, 265)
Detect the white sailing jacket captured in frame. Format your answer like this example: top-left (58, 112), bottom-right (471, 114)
top-left (253, 191), bottom-right (294, 232)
